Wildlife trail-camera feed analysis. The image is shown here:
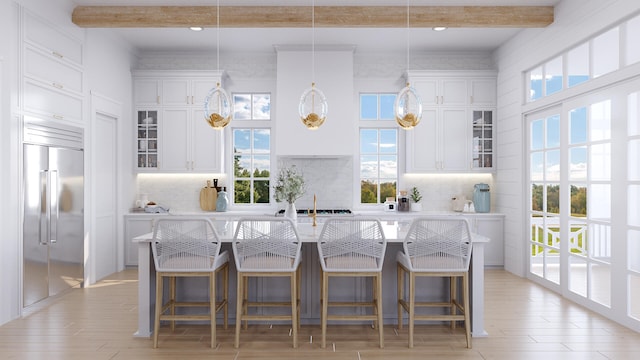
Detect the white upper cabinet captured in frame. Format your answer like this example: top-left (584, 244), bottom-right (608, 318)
top-left (21, 10), bottom-right (84, 124)
top-left (406, 108), bottom-right (469, 172)
top-left (162, 80), bottom-right (190, 106)
top-left (414, 78), bottom-right (470, 106)
top-left (134, 80), bottom-right (161, 105)
top-left (133, 71), bottom-right (224, 172)
top-left (405, 70), bottom-right (497, 173)
top-left (469, 78), bottom-right (497, 106)
top-left (135, 73), bottom-right (219, 106)
top-left (162, 79), bottom-right (216, 106)
top-left (24, 46), bottom-right (83, 96)
top-left (159, 108), bottom-right (190, 171)
top-left (159, 108), bottom-right (223, 172)
top-left (24, 11), bottom-right (83, 67)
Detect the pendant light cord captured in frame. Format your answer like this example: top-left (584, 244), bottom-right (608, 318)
top-left (312, 0), bottom-right (316, 83)
top-left (216, 0), bottom-right (220, 73)
top-left (406, 0), bottom-right (410, 74)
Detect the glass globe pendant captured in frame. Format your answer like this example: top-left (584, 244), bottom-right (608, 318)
top-left (299, 82), bottom-right (328, 130)
top-left (204, 82), bottom-right (232, 129)
top-left (394, 82), bottom-right (423, 129)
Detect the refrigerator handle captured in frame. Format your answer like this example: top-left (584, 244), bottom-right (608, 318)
top-left (39, 170), bottom-right (48, 246)
top-left (49, 170), bottom-right (59, 244)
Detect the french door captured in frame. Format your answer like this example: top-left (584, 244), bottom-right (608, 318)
top-left (526, 77), bottom-right (640, 330)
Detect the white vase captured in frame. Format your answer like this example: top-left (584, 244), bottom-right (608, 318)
top-left (284, 202), bottom-right (297, 221)
top-left (410, 203), bottom-right (422, 212)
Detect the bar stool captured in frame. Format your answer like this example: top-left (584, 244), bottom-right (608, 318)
top-left (397, 217), bottom-right (473, 348)
top-left (232, 217), bottom-right (302, 348)
top-left (151, 218), bottom-right (229, 348)
top-left (317, 218), bottom-right (386, 348)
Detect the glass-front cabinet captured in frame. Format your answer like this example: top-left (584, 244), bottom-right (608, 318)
top-left (472, 110), bottom-right (494, 170)
top-left (136, 110), bottom-right (158, 169)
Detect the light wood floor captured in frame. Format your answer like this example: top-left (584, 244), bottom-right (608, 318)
top-left (2, 269), bottom-right (640, 359)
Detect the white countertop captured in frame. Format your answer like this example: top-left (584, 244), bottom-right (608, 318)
top-left (133, 219), bottom-right (490, 244)
top-left (127, 209), bottom-right (504, 218)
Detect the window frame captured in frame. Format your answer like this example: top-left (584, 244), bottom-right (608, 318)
top-left (229, 91), bottom-right (273, 207)
top-left (358, 92), bottom-right (399, 206)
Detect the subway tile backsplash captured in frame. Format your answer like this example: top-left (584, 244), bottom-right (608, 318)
top-left (135, 159), bottom-right (493, 213)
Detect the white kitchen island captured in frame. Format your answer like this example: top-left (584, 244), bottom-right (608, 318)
top-left (132, 218), bottom-right (490, 338)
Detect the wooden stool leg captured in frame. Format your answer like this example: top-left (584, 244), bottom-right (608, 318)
top-left (463, 272), bottom-right (472, 348)
top-left (397, 263), bottom-right (404, 329)
top-left (372, 275), bottom-right (378, 329)
top-left (234, 272), bottom-right (243, 349)
top-left (376, 273), bottom-right (384, 349)
top-left (297, 266), bottom-right (302, 330)
top-left (321, 269), bottom-right (328, 349)
top-left (169, 276), bottom-right (176, 331)
top-left (408, 272), bottom-right (415, 349)
top-left (243, 276), bottom-right (249, 330)
top-left (290, 270), bottom-right (298, 348)
top-left (223, 264), bottom-right (229, 329)
top-left (210, 272), bottom-right (217, 348)
top-left (153, 273), bottom-right (163, 348)
top-left (450, 276), bottom-right (457, 329)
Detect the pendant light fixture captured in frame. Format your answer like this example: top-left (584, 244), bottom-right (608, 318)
top-left (394, 0), bottom-right (423, 130)
top-left (204, 0), bottom-right (232, 129)
top-left (298, 0), bottom-right (328, 130)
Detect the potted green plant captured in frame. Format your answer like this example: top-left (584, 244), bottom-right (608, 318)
top-left (410, 186), bottom-right (423, 212)
top-left (273, 165), bottom-right (306, 220)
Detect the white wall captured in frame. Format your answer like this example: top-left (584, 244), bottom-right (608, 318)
top-left (84, 28), bottom-right (136, 280)
top-left (493, 0), bottom-right (640, 276)
top-left (0, 0), bottom-right (17, 326)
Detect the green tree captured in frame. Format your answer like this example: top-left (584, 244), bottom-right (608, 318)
top-left (570, 185), bottom-right (587, 216)
top-left (380, 181), bottom-right (397, 204)
top-left (532, 184), bottom-right (543, 211)
top-left (361, 180), bottom-right (377, 203)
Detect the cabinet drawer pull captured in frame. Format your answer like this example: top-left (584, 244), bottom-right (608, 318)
top-left (52, 82), bottom-right (63, 89)
top-left (52, 51), bottom-right (63, 59)
top-left (157, 96), bottom-right (160, 104)
top-left (470, 96), bottom-right (474, 104)
top-left (53, 114), bottom-right (64, 120)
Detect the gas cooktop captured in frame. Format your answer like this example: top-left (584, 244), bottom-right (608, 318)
top-left (275, 209), bottom-right (352, 216)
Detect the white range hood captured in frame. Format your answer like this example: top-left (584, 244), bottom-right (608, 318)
top-left (275, 45), bottom-right (356, 157)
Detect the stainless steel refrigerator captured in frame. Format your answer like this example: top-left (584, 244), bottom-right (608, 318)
top-left (23, 119), bottom-right (84, 307)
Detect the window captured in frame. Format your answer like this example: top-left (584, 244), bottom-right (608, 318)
top-left (233, 93), bottom-right (271, 120)
top-left (525, 14), bottom-right (640, 102)
top-left (625, 14), bottom-right (640, 65)
top-left (528, 110), bottom-right (562, 285)
top-left (567, 43), bottom-right (590, 87)
top-left (233, 129), bottom-right (271, 204)
top-left (359, 93), bottom-right (397, 204)
top-left (592, 27), bottom-right (620, 78)
top-left (231, 93), bottom-right (272, 205)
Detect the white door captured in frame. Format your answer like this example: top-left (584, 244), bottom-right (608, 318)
top-left (94, 112), bottom-right (117, 281)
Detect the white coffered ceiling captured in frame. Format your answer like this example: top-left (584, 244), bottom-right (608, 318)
top-left (71, 0), bottom-right (561, 53)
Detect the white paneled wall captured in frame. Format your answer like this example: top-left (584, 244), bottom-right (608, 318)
top-left (493, 0), bottom-right (640, 276)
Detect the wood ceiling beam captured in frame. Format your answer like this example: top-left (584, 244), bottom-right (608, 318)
top-left (71, 6), bottom-right (554, 28)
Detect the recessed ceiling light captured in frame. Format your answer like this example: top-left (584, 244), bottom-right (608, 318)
top-left (432, 27), bottom-right (448, 32)
top-left (190, 26), bottom-right (203, 31)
